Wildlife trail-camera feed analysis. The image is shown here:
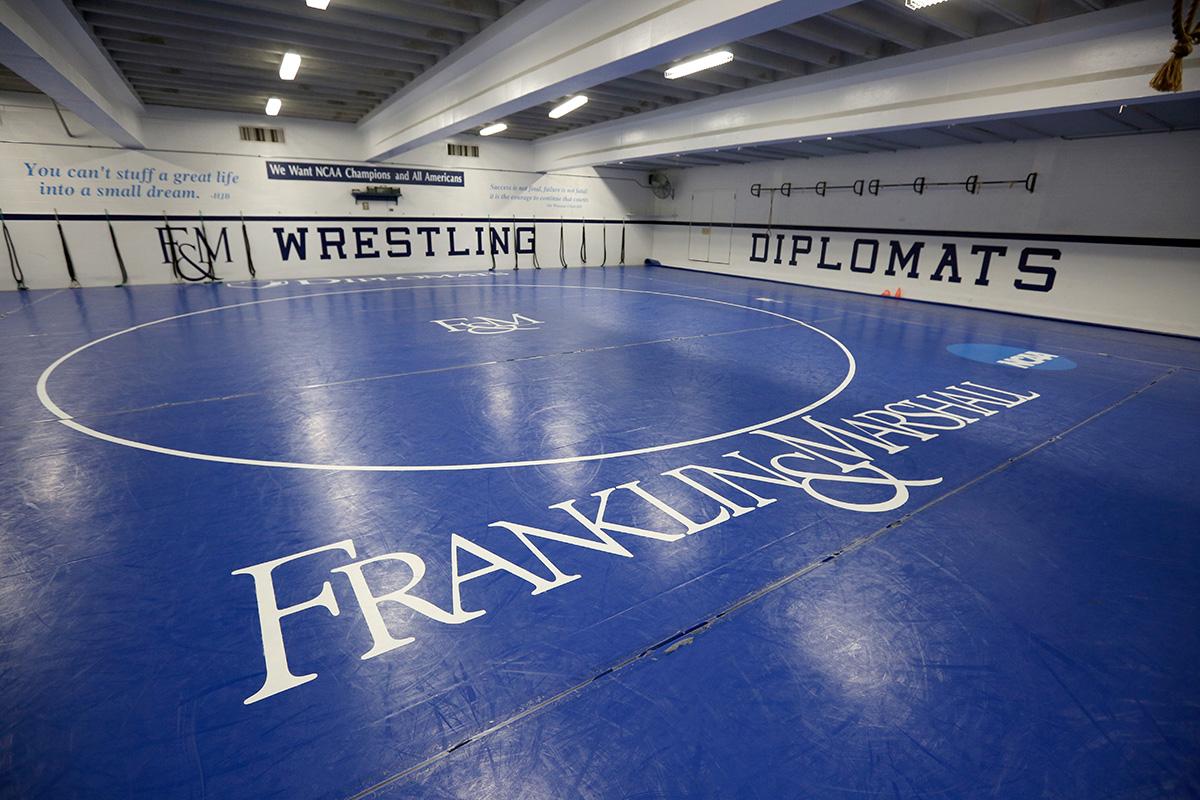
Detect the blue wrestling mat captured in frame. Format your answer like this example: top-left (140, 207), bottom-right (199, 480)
top-left (1, 265), bottom-right (1197, 798)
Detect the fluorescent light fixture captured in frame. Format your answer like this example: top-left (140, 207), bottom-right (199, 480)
top-left (479, 122), bottom-right (507, 136)
top-left (548, 95), bottom-right (588, 119)
top-left (306, 0), bottom-right (330, 9)
top-left (664, 50), bottom-right (733, 80)
top-left (905, 0), bottom-right (951, 8)
top-left (265, 97), bottom-right (282, 116)
top-left (279, 52), bottom-right (302, 80)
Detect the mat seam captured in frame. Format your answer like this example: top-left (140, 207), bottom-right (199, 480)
top-left (0, 289), bottom-right (67, 321)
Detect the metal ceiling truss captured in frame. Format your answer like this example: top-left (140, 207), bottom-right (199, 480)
top-left (491, 0), bottom-right (1139, 140)
top-left (66, 0), bottom-right (518, 121)
top-left (16, 0), bottom-right (1178, 147)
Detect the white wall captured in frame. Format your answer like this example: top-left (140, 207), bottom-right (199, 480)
top-left (0, 94), bottom-right (653, 288)
top-left (648, 131), bottom-right (1200, 336)
top-left (3, 92), bottom-right (1198, 337)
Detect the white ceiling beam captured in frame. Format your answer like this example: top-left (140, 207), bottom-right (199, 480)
top-left (530, 1), bottom-right (1169, 170)
top-left (358, 0), bottom-right (861, 161)
top-left (0, 0), bottom-right (143, 147)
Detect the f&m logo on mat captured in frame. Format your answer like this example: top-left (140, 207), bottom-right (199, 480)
top-left (431, 313), bottom-right (543, 334)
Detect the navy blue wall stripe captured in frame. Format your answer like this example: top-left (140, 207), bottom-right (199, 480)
top-left (644, 220), bottom-right (1200, 250)
top-left (0, 213), bottom-right (1195, 249)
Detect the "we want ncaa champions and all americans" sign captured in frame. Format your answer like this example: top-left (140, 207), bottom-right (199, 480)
top-left (265, 160), bottom-right (465, 187)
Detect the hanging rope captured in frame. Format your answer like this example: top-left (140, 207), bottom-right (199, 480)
top-left (619, 220), bottom-right (626, 265)
top-left (0, 209), bottom-right (27, 291)
top-left (240, 213), bottom-right (256, 278)
top-left (53, 209), bottom-right (79, 287)
top-left (105, 210), bottom-right (128, 286)
top-left (1151, 0), bottom-right (1199, 92)
top-left (558, 218), bottom-right (568, 268)
top-left (512, 218), bottom-right (519, 271)
top-left (198, 211), bottom-right (219, 282)
top-left (163, 212), bottom-right (182, 281)
top-left (51, 99), bottom-right (80, 138)
top-left (579, 218), bottom-right (588, 264)
top-left (599, 223), bottom-right (607, 268)
top-left (530, 219), bottom-right (541, 269)
top-left (487, 216), bottom-right (497, 272)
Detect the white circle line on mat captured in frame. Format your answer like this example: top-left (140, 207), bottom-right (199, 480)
top-left (36, 283), bottom-right (856, 472)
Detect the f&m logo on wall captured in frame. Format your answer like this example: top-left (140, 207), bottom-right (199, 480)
top-left (157, 223), bottom-right (233, 271)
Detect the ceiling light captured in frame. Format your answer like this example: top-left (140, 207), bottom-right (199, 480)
top-left (265, 97), bottom-right (282, 116)
top-left (826, 136), bottom-right (832, 140)
top-left (664, 50), bottom-right (734, 80)
top-left (306, 0), bottom-right (330, 9)
top-left (279, 52), bottom-right (301, 80)
top-left (479, 122), bottom-right (507, 136)
top-left (548, 95), bottom-right (588, 119)
top-left (905, 0), bottom-right (951, 7)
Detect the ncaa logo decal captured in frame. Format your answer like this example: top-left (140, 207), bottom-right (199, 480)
top-left (432, 313), bottom-right (543, 335)
top-left (947, 343), bottom-right (1077, 370)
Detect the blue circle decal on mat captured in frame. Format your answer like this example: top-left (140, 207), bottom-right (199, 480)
top-left (947, 343), bottom-right (1076, 370)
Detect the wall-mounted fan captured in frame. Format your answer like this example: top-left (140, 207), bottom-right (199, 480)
top-left (648, 172), bottom-right (674, 200)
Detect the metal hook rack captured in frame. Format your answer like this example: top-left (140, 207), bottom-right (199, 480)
top-left (870, 172), bottom-right (1038, 195)
top-left (749, 182), bottom-right (792, 198)
top-left (750, 172), bottom-right (1037, 201)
